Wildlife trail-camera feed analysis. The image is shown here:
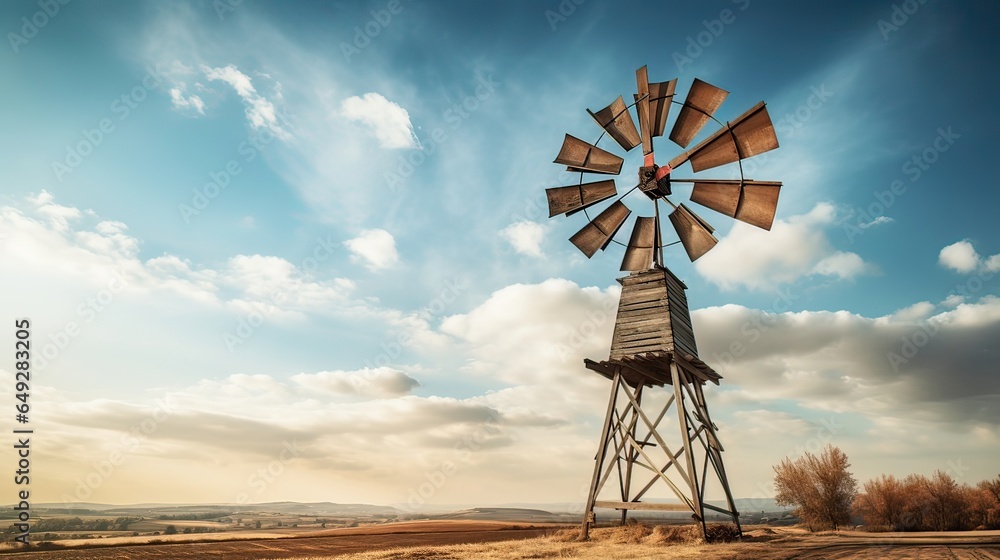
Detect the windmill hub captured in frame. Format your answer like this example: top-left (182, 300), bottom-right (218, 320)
top-left (638, 161), bottom-right (671, 199)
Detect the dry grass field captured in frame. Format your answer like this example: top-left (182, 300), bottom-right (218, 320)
top-left (2, 521), bottom-right (999, 559)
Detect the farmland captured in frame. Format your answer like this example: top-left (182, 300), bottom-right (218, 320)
top-left (1, 519), bottom-right (999, 559)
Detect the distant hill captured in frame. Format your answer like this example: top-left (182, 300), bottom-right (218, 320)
top-left (31, 501), bottom-right (401, 517)
top-left (432, 507), bottom-right (578, 523)
top-left (25, 498), bottom-right (789, 519)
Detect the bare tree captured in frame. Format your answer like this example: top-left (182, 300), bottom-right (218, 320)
top-left (774, 444), bottom-right (857, 531)
top-left (924, 470), bottom-right (964, 531)
top-left (854, 474), bottom-right (906, 530)
top-left (979, 475), bottom-right (1000, 529)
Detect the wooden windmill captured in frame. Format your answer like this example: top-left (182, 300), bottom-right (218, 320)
top-left (546, 66), bottom-right (781, 539)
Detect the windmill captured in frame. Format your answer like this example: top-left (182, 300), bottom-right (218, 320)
top-left (547, 66), bottom-right (781, 539)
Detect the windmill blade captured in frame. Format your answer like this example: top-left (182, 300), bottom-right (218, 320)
top-left (668, 204), bottom-right (718, 261)
top-left (570, 201), bottom-right (631, 258)
top-left (736, 181), bottom-right (782, 230)
top-left (620, 216), bottom-right (658, 271)
top-left (546, 180), bottom-right (618, 217)
top-left (648, 79), bottom-right (677, 137)
top-left (554, 134), bottom-right (624, 175)
top-left (668, 101), bottom-right (778, 172)
top-left (588, 96), bottom-right (640, 152)
top-left (669, 78), bottom-right (729, 148)
top-left (635, 66), bottom-right (653, 155)
top-left (689, 179), bottom-right (782, 230)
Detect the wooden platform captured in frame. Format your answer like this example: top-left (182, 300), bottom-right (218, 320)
top-left (594, 500), bottom-right (692, 512)
top-left (585, 352), bottom-right (721, 388)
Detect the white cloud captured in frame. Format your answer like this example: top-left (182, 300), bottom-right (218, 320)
top-left (695, 203), bottom-right (872, 290)
top-left (890, 301), bottom-right (935, 321)
top-left (341, 92), bottom-right (420, 149)
top-left (2, 192), bottom-right (356, 316)
top-left (28, 190), bottom-right (82, 232)
top-left (938, 240), bottom-right (980, 273)
top-left (291, 368), bottom-right (420, 398)
top-left (440, 278), bottom-right (618, 386)
top-left (169, 86), bottom-right (205, 114)
top-left (938, 239), bottom-right (1000, 275)
top-left (203, 64), bottom-right (290, 139)
top-left (693, 296), bottom-right (1000, 426)
top-left (344, 229), bottom-right (399, 271)
top-left (859, 215), bottom-right (894, 229)
top-left (812, 251), bottom-right (870, 280)
top-left (501, 221), bottom-right (546, 257)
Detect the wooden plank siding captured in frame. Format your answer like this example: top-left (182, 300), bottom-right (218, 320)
top-left (610, 267), bottom-right (699, 361)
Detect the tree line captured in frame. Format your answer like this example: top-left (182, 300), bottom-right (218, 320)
top-left (7, 516), bottom-right (141, 533)
top-left (773, 444), bottom-right (1000, 531)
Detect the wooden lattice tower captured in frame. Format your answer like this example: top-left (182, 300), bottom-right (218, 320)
top-left (580, 267), bottom-right (739, 538)
top-left (543, 65), bottom-right (782, 540)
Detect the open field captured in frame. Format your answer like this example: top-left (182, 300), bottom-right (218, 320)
top-left (2, 521), bottom-right (1000, 559)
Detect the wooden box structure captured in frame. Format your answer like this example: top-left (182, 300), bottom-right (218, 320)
top-left (580, 266), bottom-right (740, 538)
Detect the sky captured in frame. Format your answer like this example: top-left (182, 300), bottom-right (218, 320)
top-left (1, 0), bottom-right (998, 510)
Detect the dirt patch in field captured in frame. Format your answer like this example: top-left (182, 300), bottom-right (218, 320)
top-left (0, 522), bottom-right (561, 559)
top-left (3, 523), bottom-right (1000, 559)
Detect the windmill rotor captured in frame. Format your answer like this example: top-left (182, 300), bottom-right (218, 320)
top-left (547, 65), bottom-right (782, 272)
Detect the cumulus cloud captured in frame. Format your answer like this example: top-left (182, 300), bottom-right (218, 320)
top-left (693, 296), bottom-right (1000, 426)
top-left (440, 278), bottom-right (618, 386)
top-left (696, 203), bottom-right (872, 290)
top-left (292, 368), bottom-right (420, 398)
top-left (341, 92), bottom-right (420, 149)
top-left (344, 229), bottom-right (399, 271)
top-left (203, 64), bottom-right (289, 139)
top-left (811, 251), bottom-right (871, 280)
top-left (169, 86), bottom-right (205, 114)
top-left (501, 221), bottom-right (546, 257)
top-left (26, 369), bottom-right (518, 503)
top-left (2, 192), bottom-right (354, 316)
top-left (10, 266), bottom-right (1000, 505)
top-left (938, 239), bottom-right (999, 274)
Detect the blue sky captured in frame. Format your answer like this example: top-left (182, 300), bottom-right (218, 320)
top-left (1, 0), bottom-right (998, 507)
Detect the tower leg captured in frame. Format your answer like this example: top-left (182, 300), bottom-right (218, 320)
top-left (621, 383), bottom-right (642, 526)
top-left (581, 368), bottom-right (622, 540)
top-left (692, 379), bottom-right (742, 535)
top-left (670, 361), bottom-right (706, 537)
